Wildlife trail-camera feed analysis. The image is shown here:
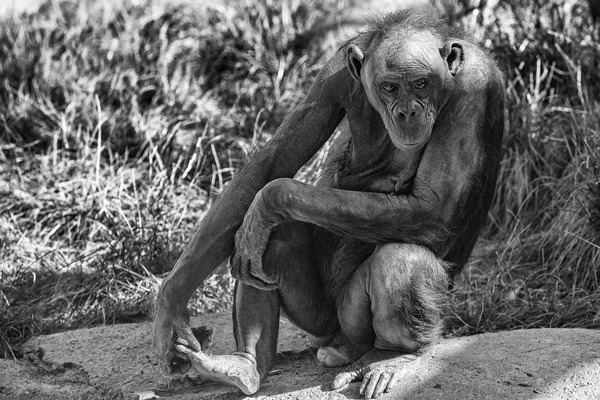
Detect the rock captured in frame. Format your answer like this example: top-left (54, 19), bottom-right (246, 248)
top-left (1, 312), bottom-right (599, 399)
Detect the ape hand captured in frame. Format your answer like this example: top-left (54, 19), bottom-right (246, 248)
top-left (331, 349), bottom-right (416, 399)
top-left (153, 289), bottom-right (213, 377)
top-left (230, 188), bottom-right (281, 290)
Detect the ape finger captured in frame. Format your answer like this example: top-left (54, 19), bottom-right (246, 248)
top-left (332, 368), bottom-right (360, 390)
top-left (169, 354), bottom-right (192, 376)
top-left (229, 255), bottom-right (250, 283)
top-left (384, 371), bottom-right (399, 393)
top-left (159, 351), bottom-right (174, 376)
top-left (162, 324), bottom-right (202, 377)
top-left (358, 372), bottom-right (377, 397)
top-left (229, 252), bottom-right (242, 280)
top-left (153, 314), bottom-right (175, 372)
top-left (371, 373), bottom-right (390, 398)
top-left (174, 338), bottom-right (196, 355)
top-left (172, 337), bottom-right (206, 377)
top-left (156, 336), bottom-right (173, 376)
top-left (359, 372), bottom-right (381, 399)
top-left (155, 325), bottom-right (178, 377)
top-left (172, 343), bottom-right (195, 375)
top-left (250, 264), bottom-right (277, 288)
top-left (191, 326), bottom-right (213, 350)
top-left (175, 324), bottom-right (202, 352)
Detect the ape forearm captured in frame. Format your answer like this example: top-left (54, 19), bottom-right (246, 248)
top-left (161, 108), bottom-right (345, 303)
top-left (161, 142), bottom-right (308, 304)
top-left (160, 156), bottom-right (273, 304)
top-left (261, 178), bottom-right (451, 252)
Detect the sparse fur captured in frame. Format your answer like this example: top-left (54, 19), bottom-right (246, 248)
top-left (155, 7), bottom-right (505, 398)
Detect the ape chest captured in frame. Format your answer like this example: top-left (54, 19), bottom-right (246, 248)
top-left (335, 144), bottom-right (422, 195)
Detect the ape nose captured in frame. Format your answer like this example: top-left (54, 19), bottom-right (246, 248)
top-left (395, 101), bottom-right (423, 119)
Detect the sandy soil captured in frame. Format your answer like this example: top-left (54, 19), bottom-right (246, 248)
top-left (1, 312), bottom-right (599, 400)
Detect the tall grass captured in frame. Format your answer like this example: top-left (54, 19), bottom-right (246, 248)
top-left (0, 0), bottom-right (341, 357)
top-left (1, 0), bottom-right (600, 360)
top-left (448, 0), bottom-right (600, 334)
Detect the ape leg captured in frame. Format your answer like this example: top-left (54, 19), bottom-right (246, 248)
top-left (173, 284), bottom-right (267, 394)
top-left (232, 282), bottom-right (279, 381)
top-left (268, 224), bottom-right (339, 338)
top-left (317, 330), bottom-right (367, 368)
top-left (330, 243), bottom-right (449, 398)
top-left (180, 222), bottom-right (338, 394)
top-left (339, 242), bottom-right (448, 350)
top-left (234, 221), bottom-right (339, 378)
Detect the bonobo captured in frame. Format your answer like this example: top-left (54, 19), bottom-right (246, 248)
top-left (153, 7), bottom-right (504, 399)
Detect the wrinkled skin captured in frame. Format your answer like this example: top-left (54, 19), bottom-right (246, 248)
top-left (153, 8), bottom-right (504, 399)
top-left (331, 349), bottom-right (418, 398)
top-left (350, 31), bottom-right (457, 150)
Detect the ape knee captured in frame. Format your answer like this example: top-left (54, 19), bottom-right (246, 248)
top-left (368, 243), bottom-right (449, 350)
top-left (367, 244), bottom-right (447, 299)
top-left (369, 243), bottom-right (439, 277)
top-left (261, 222), bottom-right (313, 280)
top-left (337, 243), bottom-right (449, 351)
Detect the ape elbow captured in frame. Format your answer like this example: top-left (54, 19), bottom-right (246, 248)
top-left (259, 178), bottom-right (296, 220)
top-left (399, 195), bottom-right (454, 253)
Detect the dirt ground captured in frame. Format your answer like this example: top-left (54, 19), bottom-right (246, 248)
top-left (2, 1), bottom-right (600, 399)
top-left (1, 312), bottom-right (599, 400)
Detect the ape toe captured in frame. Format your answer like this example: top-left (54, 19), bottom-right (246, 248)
top-left (317, 346), bottom-right (353, 367)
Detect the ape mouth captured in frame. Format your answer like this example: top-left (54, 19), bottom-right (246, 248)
top-left (387, 126), bottom-right (431, 150)
top-left (395, 140), bottom-right (426, 150)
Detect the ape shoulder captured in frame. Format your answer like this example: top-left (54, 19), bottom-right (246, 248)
top-left (308, 46), bottom-right (357, 107)
top-left (453, 40), bottom-right (504, 92)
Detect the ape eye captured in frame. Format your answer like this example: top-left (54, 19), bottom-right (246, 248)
top-left (414, 79), bottom-right (428, 90)
top-left (380, 83), bottom-right (397, 94)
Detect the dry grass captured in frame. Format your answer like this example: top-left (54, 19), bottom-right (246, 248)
top-left (1, 0), bottom-right (600, 358)
top-left (0, 0), bottom-right (341, 357)
top-left (447, 0), bottom-right (600, 334)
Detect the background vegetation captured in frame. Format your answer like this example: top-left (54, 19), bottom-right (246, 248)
top-left (1, 0), bottom-right (599, 358)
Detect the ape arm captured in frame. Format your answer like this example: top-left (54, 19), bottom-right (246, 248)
top-left (231, 172), bottom-right (463, 289)
top-left (154, 51), bottom-right (350, 375)
top-left (231, 105), bottom-right (489, 289)
top-left (157, 52), bottom-right (349, 307)
top-left (262, 178), bottom-right (451, 246)
top-left (255, 106), bottom-right (489, 253)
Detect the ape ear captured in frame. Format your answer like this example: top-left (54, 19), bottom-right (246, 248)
top-left (440, 42), bottom-right (464, 76)
top-left (347, 44), bottom-right (365, 81)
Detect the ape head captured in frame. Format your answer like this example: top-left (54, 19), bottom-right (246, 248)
top-left (347, 29), bottom-right (463, 150)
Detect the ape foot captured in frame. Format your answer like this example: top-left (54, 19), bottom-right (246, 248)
top-left (317, 333), bottom-right (368, 367)
top-left (317, 346), bottom-right (354, 367)
top-left (331, 348), bottom-right (418, 399)
top-left (174, 340), bottom-right (260, 395)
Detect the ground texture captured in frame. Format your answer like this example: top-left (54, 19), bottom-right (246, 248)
top-left (1, 312), bottom-right (599, 400)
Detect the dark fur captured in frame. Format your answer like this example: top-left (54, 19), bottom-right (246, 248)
top-left (357, 8), bottom-right (504, 281)
top-left (443, 81), bottom-right (504, 281)
top-left (307, 6), bottom-right (503, 338)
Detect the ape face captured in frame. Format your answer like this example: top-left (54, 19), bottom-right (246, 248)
top-left (348, 31), bottom-right (463, 150)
